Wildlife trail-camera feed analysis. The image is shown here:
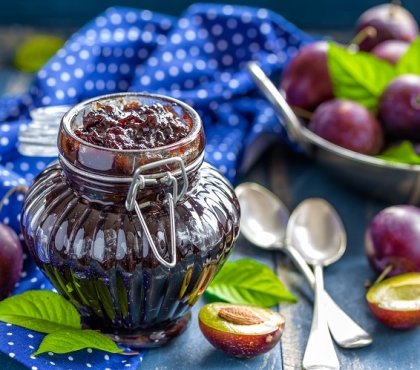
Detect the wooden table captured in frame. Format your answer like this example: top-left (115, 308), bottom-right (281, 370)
top-left (140, 143), bottom-right (420, 370)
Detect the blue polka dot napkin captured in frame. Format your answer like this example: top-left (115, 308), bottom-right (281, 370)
top-left (0, 3), bottom-right (313, 369)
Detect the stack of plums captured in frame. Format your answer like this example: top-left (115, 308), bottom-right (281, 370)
top-left (280, 2), bottom-right (420, 157)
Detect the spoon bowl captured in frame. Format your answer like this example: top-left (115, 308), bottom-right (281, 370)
top-left (287, 198), bottom-right (346, 266)
top-left (235, 182), bottom-right (289, 249)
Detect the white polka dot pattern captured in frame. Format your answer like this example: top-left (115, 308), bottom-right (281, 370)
top-left (0, 4), bottom-right (313, 369)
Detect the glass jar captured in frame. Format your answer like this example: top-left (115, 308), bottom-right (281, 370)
top-left (21, 93), bottom-right (240, 348)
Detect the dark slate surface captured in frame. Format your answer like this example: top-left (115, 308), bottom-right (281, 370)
top-left (142, 144), bottom-right (420, 369)
top-left (140, 243), bottom-right (283, 370)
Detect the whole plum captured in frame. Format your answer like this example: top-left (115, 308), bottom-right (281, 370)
top-left (371, 40), bottom-right (409, 65)
top-left (356, 3), bottom-right (418, 51)
top-left (379, 74), bottom-right (420, 139)
top-left (0, 223), bottom-right (23, 300)
top-left (280, 41), bottom-right (333, 112)
top-left (365, 205), bottom-right (420, 276)
top-left (308, 99), bottom-right (384, 155)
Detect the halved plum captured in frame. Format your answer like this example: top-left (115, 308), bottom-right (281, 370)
top-left (366, 273), bottom-right (420, 330)
top-left (198, 302), bottom-right (285, 358)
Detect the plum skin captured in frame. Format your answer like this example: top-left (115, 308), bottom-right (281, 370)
top-left (365, 205), bottom-right (420, 276)
top-left (379, 74), bottom-right (420, 139)
top-left (366, 273), bottom-right (420, 330)
top-left (308, 99), bottom-right (384, 155)
top-left (0, 223), bottom-right (23, 300)
top-left (367, 301), bottom-right (420, 330)
top-left (356, 3), bottom-right (418, 51)
top-left (198, 303), bottom-right (285, 358)
top-left (371, 40), bottom-right (409, 65)
top-left (280, 41), bottom-right (333, 111)
top-left (199, 320), bottom-right (283, 358)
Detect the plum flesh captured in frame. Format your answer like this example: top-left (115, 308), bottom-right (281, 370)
top-left (367, 273), bottom-right (420, 330)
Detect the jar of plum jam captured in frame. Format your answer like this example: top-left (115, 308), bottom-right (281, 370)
top-left (21, 93), bottom-right (240, 348)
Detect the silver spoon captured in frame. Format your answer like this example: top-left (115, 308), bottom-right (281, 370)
top-left (235, 182), bottom-right (372, 348)
top-left (287, 198), bottom-right (344, 369)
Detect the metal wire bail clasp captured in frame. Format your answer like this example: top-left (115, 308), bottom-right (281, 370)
top-left (125, 157), bottom-right (188, 268)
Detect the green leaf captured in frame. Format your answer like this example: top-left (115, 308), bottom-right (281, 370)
top-left (33, 329), bottom-right (123, 356)
top-left (0, 291), bottom-right (81, 334)
top-left (205, 259), bottom-right (297, 307)
top-left (396, 37), bottom-right (420, 75)
top-left (327, 42), bottom-right (397, 111)
top-left (14, 34), bottom-right (65, 73)
top-left (377, 141), bottom-right (420, 164)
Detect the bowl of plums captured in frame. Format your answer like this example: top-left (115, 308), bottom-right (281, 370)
top-left (248, 1), bottom-right (420, 205)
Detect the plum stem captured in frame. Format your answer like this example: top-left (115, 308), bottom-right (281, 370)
top-left (349, 26), bottom-right (378, 50)
top-left (291, 105), bottom-right (313, 120)
top-left (390, 0), bottom-right (401, 18)
top-left (121, 351), bottom-right (140, 356)
top-left (0, 185), bottom-right (29, 212)
top-left (373, 264), bottom-right (394, 286)
top-left (415, 94), bottom-right (420, 108)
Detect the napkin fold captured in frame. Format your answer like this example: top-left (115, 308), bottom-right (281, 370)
top-left (0, 3), bottom-right (313, 369)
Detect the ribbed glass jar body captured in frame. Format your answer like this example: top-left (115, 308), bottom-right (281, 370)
top-left (21, 93), bottom-right (240, 347)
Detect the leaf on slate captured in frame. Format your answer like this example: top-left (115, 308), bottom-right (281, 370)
top-left (377, 141), bottom-right (420, 164)
top-left (205, 258), bottom-right (297, 307)
top-left (327, 42), bottom-right (397, 111)
top-left (33, 329), bottom-right (123, 356)
top-left (396, 37), bottom-right (420, 75)
top-left (0, 290), bottom-right (81, 334)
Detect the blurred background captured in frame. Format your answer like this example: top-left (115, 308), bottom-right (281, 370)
top-left (1, 0), bottom-right (420, 29)
top-left (0, 0), bottom-right (420, 30)
top-left (0, 0), bottom-right (419, 96)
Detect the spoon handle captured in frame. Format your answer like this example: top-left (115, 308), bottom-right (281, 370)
top-left (323, 292), bottom-right (372, 348)
top-left (247, 61), bottom-right (311, 151)
top-left (284, 245), bottom-right (372, 348)
top-left (303, 264), bottom-right (340, 370)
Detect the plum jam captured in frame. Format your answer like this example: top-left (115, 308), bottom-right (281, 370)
top-left (21, 93), bottom-right (240, 348)
top-left (74, 101), bottom-right (190, 150)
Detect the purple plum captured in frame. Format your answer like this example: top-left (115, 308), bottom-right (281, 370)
top-left (379, 74), bottom-right (420, 139)
top-left (356, 3), bottom-right (418, 51)
top-left (371, 39), bottom-right (409, 65)
top-left (365, 205), bottom-right (420, 276)
top-left (308, 99), bottom-right (384, 155)
top-left (280, 41), bottom-right (333, 112)
top-left (0, 223), bottom-right (23, 300)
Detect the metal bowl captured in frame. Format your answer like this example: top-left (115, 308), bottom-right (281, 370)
top-left (247, 62), bottom-right (420, 205)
